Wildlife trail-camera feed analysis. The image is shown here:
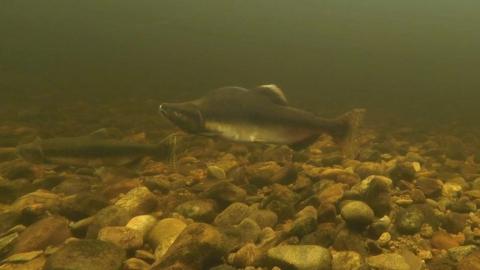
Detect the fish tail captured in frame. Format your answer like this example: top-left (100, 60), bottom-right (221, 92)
top-left (336, 108), bottom-right (366, 158)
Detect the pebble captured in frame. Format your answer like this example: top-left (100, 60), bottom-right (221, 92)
top-left (0, 211), bottom-right (21, 235)
top-left (227, 243), bottom-right (263, 267)
top-left (214, 202), bottom-right (252, 227)
top-left (267, 245), bottom-right (332, 270)
top-left (247, 208), bottom-right (278, 229)
top-left (290, 206), bottom-right (318, 237)
top-left (443, 212), bottom-right (468, 233)
top-left (175, 199), bottom-right (218, 222)
top-left (377, 232), bottom-right (391, 247)
top-left (0, 232), bottom-right (18, 257)
top-left (203, 180), bottom-right (247, 204)
top-left (448, 245), bottom-right (478, 262)
top-left (124, 258), bottom-right (151, 270)
top-left (152, 223), bottom-right (226, 270)
top-left (261, 145), bottom-right (294, 163)
top-left (389, 162), bottom-right (416, 182)
top-left (362, 177), bottom-right (392, 216)
top-left (331, 250), bottom-right (366, 270)
top-left (13, 215), bottom-right (71, 254)
top-left (147, 218), bottom-right (187, 259)
top-left (317, 183), bottom-right (345, 205)
top-left (416, 177), bottom-right (442, 198)
top-left (431, 231), bottom-right (460, 250)
top-left (125, 215), bottom-right (157, 239)
top-left (366, 253), bottom-right (410, 270)
top-left (11, 189), bottom-right (61, 213)
top-left (97, 226), bottom-right (143, 250)
top-left (222, 218), bottom-right (261, 251)
top-left (458, 251), bottom-right (480, 270)
top-left (86, 205), bottom-right (131, 238)
top-left (247, 161), bottom-right (284, 186)
top-left (2, 250), bottom-right (43, 263)
top-left (59, 192), bottom-right (109, 220)
top-left (442, 182), bottom-right (463, 198)
top-left (319, 168), bottom-right (360, 185)
top-left (396, 206), bottom-right (425, 234)
top-left (207, 165), bottom-right (226, 180)
top-left (355, 162), bottom-right (384, 178)
top-left (114, 186), bottom-right (157, 216)
top-left (333, 228), bottom-right (367, 256)
top-left (43, 239), bottom-right (126, 270)
top-left (0, 253), bottom-right (46, 270)
top-left (340, 201), bottom-right (375, 227)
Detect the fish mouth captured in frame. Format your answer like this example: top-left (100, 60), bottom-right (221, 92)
top-left (158, 103), bottom-right (168, 116)
top-left (159, 103), bottom-right (185, 120)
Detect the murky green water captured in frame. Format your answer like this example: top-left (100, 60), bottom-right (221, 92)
top-left (1, 2), bottom-right (480, 269)
top-left (1, 0), bottom-right (479, 124)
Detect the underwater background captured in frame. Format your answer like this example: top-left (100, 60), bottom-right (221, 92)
top-left (1, 0), bottom-right (480, 125)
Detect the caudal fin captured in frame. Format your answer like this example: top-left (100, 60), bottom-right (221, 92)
top-left (337, 108), bottom-right (366, 158)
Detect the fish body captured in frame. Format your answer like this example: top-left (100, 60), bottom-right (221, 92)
top-left (159, 85), bottom-right (365, 149)
top-left (16, 132), bottom-right (167, 166)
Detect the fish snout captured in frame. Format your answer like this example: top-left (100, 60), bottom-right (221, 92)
top-left (158, 103), bottom-right (169, 115)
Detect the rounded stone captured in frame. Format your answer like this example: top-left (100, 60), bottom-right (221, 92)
top-left (340, 201), bottom-right (375, 227)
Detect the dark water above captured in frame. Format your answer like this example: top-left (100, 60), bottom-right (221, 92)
top-left (1, 0), bottom-right (479, 125)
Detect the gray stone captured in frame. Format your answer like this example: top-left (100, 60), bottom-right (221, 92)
top-left (44, 239), bottom-right (126, 270)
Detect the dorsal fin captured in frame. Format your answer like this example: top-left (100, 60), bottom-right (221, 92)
top-left (252, 84), bottom-right (288, 105)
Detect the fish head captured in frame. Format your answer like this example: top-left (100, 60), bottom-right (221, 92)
top-left (16, 138), bottom-right (44, 163)
top-left (159, 102), bottom-right (205, 133)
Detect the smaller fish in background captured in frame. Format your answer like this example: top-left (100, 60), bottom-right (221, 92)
top-left (16, 129), bottom-right (169, 167)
